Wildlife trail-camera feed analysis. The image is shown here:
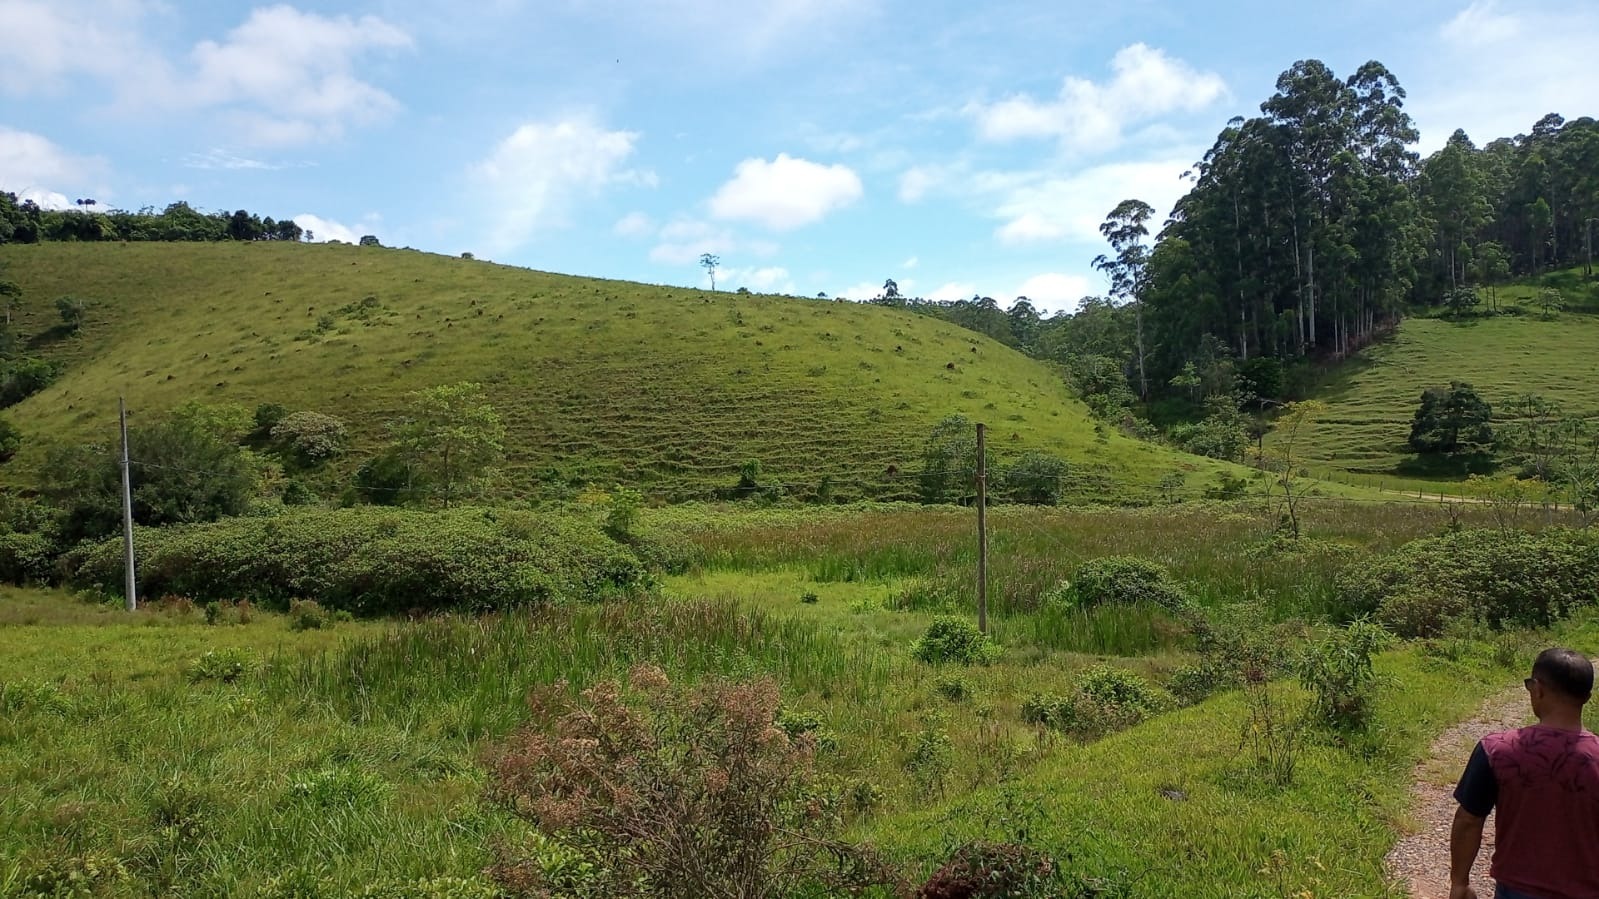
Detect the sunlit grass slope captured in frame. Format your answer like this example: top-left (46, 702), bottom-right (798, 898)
top-left (1295, 293), bottom-right (1599, 490)
top-left (0, 242), bottom-right (1239, 501)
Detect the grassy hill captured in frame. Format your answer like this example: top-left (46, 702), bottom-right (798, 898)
top-left (0, 242), bottom-right (1242, 503)
top-left (1294, 273), bottom-right (1599, 491)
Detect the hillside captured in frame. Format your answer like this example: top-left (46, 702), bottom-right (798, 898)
top-left (0, 242), bottom-right (1243, 503)
top-left (1294, 283), bottom-right (1599, 489)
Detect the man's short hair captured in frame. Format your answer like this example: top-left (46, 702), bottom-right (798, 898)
top-left (1532, 648), bottom-right (1595, 702)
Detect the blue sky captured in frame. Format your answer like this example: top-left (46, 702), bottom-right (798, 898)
top-left (2, 0), bottom-right (1595, 312)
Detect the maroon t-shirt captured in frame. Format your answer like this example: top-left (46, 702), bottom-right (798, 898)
top-left (1455, 725), bottom-right (1599, 899)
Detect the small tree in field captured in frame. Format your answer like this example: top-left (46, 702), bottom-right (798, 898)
top-left (1442, 285), bottom-right (1480, 317)
top-left (1538, 287), bottom-right (1565, 319)
top-left (1260, 400), bottom-right (1325, 539)
top-left (1409, 382), bottom-right (1493, 456)
top-left (55, 296), bottom-right (90, 332)
top-left (699, 253), bottom-right (720, 291)
top-left (389, 382), bottom-right (504, 507)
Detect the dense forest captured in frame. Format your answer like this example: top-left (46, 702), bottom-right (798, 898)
top-left (881, 59), bottom-right (1598, 414)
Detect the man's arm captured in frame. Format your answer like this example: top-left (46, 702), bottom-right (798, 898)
top-left (1448, 741), bottom-right (1497, 899)
top-left (1449, 805), bottom-right (1485, 899)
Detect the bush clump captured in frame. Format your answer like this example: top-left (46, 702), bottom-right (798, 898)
top-left (67, 507), bottom-right (650, 614)
top-left (1057, 556), bottom-right (1190, 613)
top-left (912, 616), bottom-right (1000, 665)
top-left (917, 842), bottom-right (1057, 898)
top-left (1022, 665), bottom-right (1167, 739)
top-left (185, 648), bottom-right (257, 683)
top-left (487, 665), bottom-right (894, 898)
top-left (1166, 662), bottom-right (1236, 707)
top-left (0, 531), bottom-right (56, 583)
top-left (1338, 528), bottom-right (1599, 637)
top-left (289, 598), bottom-right (350, 630)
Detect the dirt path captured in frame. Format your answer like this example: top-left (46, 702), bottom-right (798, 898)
top-left (1386, 687), bottom-right (1529, 898)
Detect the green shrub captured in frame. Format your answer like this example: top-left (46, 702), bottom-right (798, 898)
top-left (0, 413), bottom-right (20, 462)
top-left (934, 672), bottom-right (972, 702)
top-left (185, 648), bottom-right (257, 683)
top-left (1077, 665), bottom-right (1165, 715)
top-left (1, 680), bottom-right (74, 716)
top-left (1020, 691), bottom-right (1139, 740)
top-left (271, 411), bottom-right (349, 465)
top-left (776, 708), bottom-right (839, 752)
top-left (203, 599), bottom-right (253, 626)
top-left (799, 590), bottom-right (819, 604)
top-left (1296, 619), bottom-right (1391, 731)
top-left (604, 486), bottom-right (642, 540)
top-left (67, 507), bottom-right (650, 614)
top-left (1338, 528), bottom-right (1599, 636)
top-left (289, 598), bottom-right (334, 631)
top-left (912, 615), bottom-right (999, 665)
top-left (1023, 666), bottom-right (1164, 739)
top-left (1059, 556), bottom-right (1190, 613)
top-left (1166, 663), bottom-right (1235, 707)
top-left (0, 530), bottom-right (56, 583)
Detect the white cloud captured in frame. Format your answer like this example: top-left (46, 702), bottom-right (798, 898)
top-left (19, 189), bottom-right (72, 210)
top-left (1416, 3), bottom-right (1599, 151)
top-left (650, 219), bottom-right (732, 265)
top-left (0, 127), bottom-right (105, 202)
top-left (836, 280), bottom-right (887, 301)
top-left (718, 265), bottom-right (796, 294)
top-left (188, 6), bottom-right (413, 145)
top-left (996, 213), bottom-right (1069, 245)
top-left (471, 118), bottom-right (652, 252)
top-left (708, 154), bottom-right (863, 230)
top-left (927, 282), bottom-right (978, 302)
top-left (613, 211), bottom-right (655, 237)
top-left (182, 149), bottom-right (311, 171)
top-left (902, 256), bottom-right (919, 269)
top-left (0, 0), bottom-right (155, 94)
top-left (965, 44), bottom-right (1226, 152)
top-left (647, 218), bottom-right (780, 266)
top-left (1014, 273), bottom-right (1091, 310)
top-left (576, 0), bottom-right (872, 61)
top-left (292, 212), bottom-right (383, 244)
top-left (983, 157), bottom-right (1194, 247)
top-left (898, 166), bottom-right (943, 203)
top-left (1441, 1), bottom-right (1523, 47)
top-left (0, 3), bottom-right (411, 146)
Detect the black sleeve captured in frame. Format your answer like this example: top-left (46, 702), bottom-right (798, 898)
top-left (1453, 742), bottom-right (1497, 818)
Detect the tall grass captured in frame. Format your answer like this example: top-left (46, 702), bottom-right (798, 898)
top-left (995, 602), bottom-right (1189, 656)
top-left (262, 598), bottom-right (898, 742)
top-left (656, 501), bottom-right (1534, 620)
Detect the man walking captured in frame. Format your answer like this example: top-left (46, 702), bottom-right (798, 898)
top-left (1451, 648), bottom-right (1599, 899)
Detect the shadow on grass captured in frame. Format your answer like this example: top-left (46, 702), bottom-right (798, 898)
top-left (26, 324), bottom-right (76, 349)
top-left (1393, 452), bottom-right (1498, 479)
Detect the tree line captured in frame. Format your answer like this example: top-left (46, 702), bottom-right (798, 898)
top-left (0, 193), bottom-right (310, 244)
top-left (869, 59), bottom-right (1594, 448)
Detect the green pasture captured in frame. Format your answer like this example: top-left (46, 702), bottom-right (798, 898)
top-left (0, 242), bottom-right (1246, 503)
top-left (1292, 299), bottom-right (1599, 493)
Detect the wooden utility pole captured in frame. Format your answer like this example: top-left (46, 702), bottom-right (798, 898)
top-left (119, 397), bottom-right (138, 611)
top-left (976, 422), bottom-right (988, 634)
